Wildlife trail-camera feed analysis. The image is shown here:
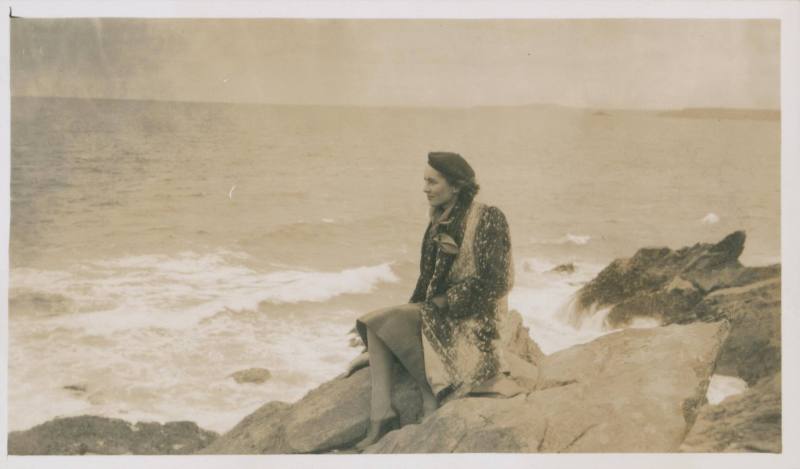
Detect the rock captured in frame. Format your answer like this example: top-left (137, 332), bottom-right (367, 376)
top-left (63, 384), bottom-right (88, 393)
top-left (365, 321), bottom-right (729, 453)
top-left (532, 321), bottom-right (728, 452)
top-left (604, 286), bottom-right (704, 327)
top-left (574, 231), bottom-right (748, 323)
top-left (564, 232), bottom-right (781, 426)
top-left (201, 309), bottom-right (542, 454)
top-left (501, 309), bottom-right (546, 366)
top-left (569, 232), bottom-right (781, 389)
top-left (202, 316), bottom-right (730, 454)
top-left (549, 263), bottom-right (576, 274)
top-left (202, 365), bottom-right (420, 454)
top-left (680, 373), bottom-right (781, 452)
top-left (8, 416), bottom-right (218, 455)
top-left (229, 368), bottom-right (272, 384)
top-left (692, 277), bottom-right (781, 385)
top-left (366, 395), bottom-right (546, 453)
top-left (575, 246), bottom-right (683, 312)
top-left (199, 402), bottom-right (293, 454)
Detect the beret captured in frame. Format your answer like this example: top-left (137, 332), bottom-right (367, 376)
top-left (427, 151), bottom-right (475, 182)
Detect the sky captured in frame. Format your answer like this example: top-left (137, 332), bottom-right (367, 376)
top-left (10, 18), bottom-right (780, 109)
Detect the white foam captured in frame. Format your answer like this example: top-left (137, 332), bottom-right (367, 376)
top-left (9, 250), bottom-right (401, 431)
top-left (706, 374), bottom-right (748, 405)
top-left (529, 233), bottom-right (592, 246)
top-left (508, 260), bottom-right (616, 354)
top-left (566, 233), bottom-right (592, 245)
top-left (628, 316), bottom-right (662, 329)
top-left (9, 302), bottom-right (364, 433)
top-left (10, 251), bottom-right (400, 332)
top-left (701, 212), bottom-right (720, 224)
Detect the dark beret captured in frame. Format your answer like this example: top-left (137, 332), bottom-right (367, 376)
top-left (427, 151), bottom-right (475, 182)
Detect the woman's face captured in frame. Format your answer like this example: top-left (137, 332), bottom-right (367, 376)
top-left (424, 165), bottom-right (459, 208)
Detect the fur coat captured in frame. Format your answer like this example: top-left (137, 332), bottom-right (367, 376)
top-left (409, 197), bottom-right (514, 397)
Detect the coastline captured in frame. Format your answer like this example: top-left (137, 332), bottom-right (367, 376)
top-left (8, 231), bottom-right (781, 454)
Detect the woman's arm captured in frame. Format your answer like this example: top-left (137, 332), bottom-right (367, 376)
top-left (409, 224), bottom-right (433, 303)
top-left (441, 206), bottom-right (513, 317)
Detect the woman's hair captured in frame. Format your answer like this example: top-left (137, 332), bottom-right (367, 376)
top-left (445, 174), bottom-right (480, 205)
top-left (427, 151), bottom-right (480, 204)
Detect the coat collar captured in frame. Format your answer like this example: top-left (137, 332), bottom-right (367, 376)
top-left (429, 198), bottom-right (458, 233)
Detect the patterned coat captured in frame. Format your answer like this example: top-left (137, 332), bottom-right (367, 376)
top-left (409, 198), bottom-right (514, 397)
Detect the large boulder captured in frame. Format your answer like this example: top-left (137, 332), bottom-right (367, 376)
top-left (367, 321), bottom-right (729, 453)
top-left (691, 277), bottom-right (781, 385)
top-left (571, 231), bottom-right (779, 328)
top-left (680, 373), bottom-right (781, 453)
top-left (201, 364), bottom-right (420, 454)
top-left (201, 310), bottom-right (542, 454)
top-left (567, 230), bottom-right (780, 390)
top-left (8, 416), bottom-right (218, 455)
top-left (199, 401), bottom-right (292, 454)
top-left (576, 231), bottom-right (746, 307)
top-left (366, 394), bottom-right (547, 453)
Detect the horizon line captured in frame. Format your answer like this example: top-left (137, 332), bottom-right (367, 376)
top-left (9, 94), bottom-right (782, 114)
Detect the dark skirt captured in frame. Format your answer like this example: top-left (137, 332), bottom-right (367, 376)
top-left (355, 302), bottom-right (425, 382)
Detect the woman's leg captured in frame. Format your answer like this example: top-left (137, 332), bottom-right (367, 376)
top-left (356, 303), bottom-right (438, 419)
top-left (354, 328), bottom-right (401, 450)
top-left (365, 327), bottom-right (395, 418)
top-left (395, 329), bottom-right (439, 417)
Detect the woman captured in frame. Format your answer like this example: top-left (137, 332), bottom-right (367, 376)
top-left (351, 151), bottom-right (514, 450)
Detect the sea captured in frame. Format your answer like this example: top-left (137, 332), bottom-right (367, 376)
top-left (8, 97), bottom-right (780, 433)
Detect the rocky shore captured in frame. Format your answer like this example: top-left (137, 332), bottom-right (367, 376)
top-left (8, 231), bottom-right (781, 454)
top-left (8, 417), bottom-right (217, 455)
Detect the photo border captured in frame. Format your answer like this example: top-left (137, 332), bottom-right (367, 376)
top-left (1, 1), bottom-right (797, 468)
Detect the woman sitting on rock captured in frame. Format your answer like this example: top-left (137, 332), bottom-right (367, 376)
top-left (349, 151), bottom-right (516, 450)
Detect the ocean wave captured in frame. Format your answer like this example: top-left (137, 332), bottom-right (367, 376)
top-left (8, 302), bottom-right (362, 433)
top-left (701, 212), bottom-right (720, 225)
top-left (10, 251), bottom-right (400, 331)
top-left (510, 287), bottom-right (615, 355)
top-left (529, 233), bottom-right (592, 246)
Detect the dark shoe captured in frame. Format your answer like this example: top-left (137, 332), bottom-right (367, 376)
top-left (354, 411), bottom-right (400, 451)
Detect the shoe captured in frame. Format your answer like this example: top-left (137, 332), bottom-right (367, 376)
top-left (354, 410), bottom-right (400, 451)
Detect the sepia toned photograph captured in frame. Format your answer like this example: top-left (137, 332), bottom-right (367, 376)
top-left (3, 5), bottom-right (791, 462)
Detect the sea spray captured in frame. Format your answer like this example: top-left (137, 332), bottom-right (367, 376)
top-left (11, 251), bottom-right (400, 332)
top-left (510, 258), bottom-right (617, 354)
top-left (8, 251), bottom-right (401, 432)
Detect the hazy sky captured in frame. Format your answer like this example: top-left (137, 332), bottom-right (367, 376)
top-left (11, 18), bottom-right (780, 109)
